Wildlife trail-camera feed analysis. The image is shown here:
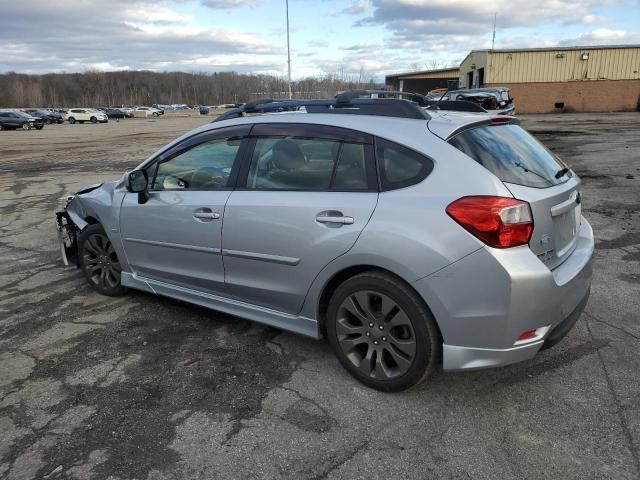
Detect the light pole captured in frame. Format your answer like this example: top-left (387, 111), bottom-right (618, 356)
top-left (286, 0), bottom-right (292, 99)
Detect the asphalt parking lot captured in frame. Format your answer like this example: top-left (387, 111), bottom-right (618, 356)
top-left (1, 113), bottom-right (639, 480)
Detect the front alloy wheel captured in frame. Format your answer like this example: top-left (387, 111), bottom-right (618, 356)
top-left (78, 224), bottom-right (127, 296)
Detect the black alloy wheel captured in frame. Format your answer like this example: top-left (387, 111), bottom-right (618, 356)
top-left (327, 271), bottom-right (440, 392)
top-left (78, 224), bottom-right (127, 296)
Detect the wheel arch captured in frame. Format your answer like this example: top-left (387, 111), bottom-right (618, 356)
top-left (316, 265), bottom-right (443, 347)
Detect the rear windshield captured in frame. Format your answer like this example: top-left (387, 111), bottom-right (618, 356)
top-left (449, 124), bottom-right (568, 188)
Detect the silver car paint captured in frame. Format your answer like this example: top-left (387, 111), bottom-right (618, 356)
top-left (120, 189), bottom-right (230, 295)
top-left (63, 111), bottom-right (594, 371)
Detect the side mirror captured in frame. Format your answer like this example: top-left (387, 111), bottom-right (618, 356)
top-left (128, 170), bottom-right (148, 193)
top-left (128, 170), bottom-right (150, 204)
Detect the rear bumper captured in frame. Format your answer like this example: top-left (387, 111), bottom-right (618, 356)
top-left (441, 286), bottom-right (590, 370)
top-left (414, 217), bottom-right (594, 371)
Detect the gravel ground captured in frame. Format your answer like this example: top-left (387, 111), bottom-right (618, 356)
top-left (0, 113), bottom-right (639, 480)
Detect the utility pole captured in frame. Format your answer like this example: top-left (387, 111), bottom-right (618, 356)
top-left (490, 13), bottom-right (497, 77)
top-left (286, 0), bottom-right (292, 99)
top-left (491, 13), bottom-right (497, 50)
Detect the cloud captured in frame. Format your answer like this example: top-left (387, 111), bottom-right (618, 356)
top-left (307, 40), bottom-right (330, 48)
top-left (559, 28), bottom-right (640, 45)
top-left (342, 0), bottom-right (371, 15)
top-left (341, 43), bottom-right (380, 52)
top-left (0, 1), bottom-right (281, 74)
top-left (357, 0), bottom-right (617, 51)
top-left (580, 14), bottom-right (610, 25)
top-left (201, 0), bottom-right (263, 9)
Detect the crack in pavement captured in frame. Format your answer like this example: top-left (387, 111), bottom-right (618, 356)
top-left (584, 311), bottom-right (640, 341)
top-left (584, 317), bottom-right (640, 477)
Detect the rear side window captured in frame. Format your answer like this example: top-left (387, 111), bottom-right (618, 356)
top-left (375, 138), bottom-right (434, 190)
top-left (448, 124), bottom-right (567, 188)
top-left (246, 137), bottom-right (369, 191)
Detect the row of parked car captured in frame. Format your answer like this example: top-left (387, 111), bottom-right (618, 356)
top-left (0, 105), bottom-right (168, 131)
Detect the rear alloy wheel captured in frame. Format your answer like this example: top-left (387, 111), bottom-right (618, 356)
top-left (90, 116), bottom-right (97, 123)
top-left (327, 271), bottom-right (440, 392)
top-left (22, 123), bottom-right (31, 130)
top-left (78, 224), bottom-right (127, 296)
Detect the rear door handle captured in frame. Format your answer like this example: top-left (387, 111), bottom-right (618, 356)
top-left (316, 211), bottom-right (354, 225)
top-left (193, 208), bottom-right (220, 221)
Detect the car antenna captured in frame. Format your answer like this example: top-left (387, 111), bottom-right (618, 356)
top-left (438, 79), bottom-right (457, 104)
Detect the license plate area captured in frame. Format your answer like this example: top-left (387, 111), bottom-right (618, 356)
top-left (553, 202), bottom-right (581, 258)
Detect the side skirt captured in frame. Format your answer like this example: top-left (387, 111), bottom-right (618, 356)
top-left (121, 272), bottom-right (320, 339)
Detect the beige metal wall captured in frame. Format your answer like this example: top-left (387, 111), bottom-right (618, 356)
top-left (459, 51), bottom-right (489, 87)
top-left (487, 47), bottom-right (640, 83)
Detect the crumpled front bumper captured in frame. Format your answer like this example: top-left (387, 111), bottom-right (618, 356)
top-left (56, 210), bottom-right (79, 266)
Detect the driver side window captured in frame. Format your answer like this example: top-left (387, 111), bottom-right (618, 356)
top-left (152, 137), bottom-right (241, 191)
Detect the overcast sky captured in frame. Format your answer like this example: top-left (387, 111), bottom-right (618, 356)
top-left (1, 0), bottom-right (639, 80)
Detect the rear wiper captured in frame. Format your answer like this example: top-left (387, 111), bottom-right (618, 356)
top-left (555, 167), bottom-right (570, 179)
top-left (514, 161), bottom-right (553, 186)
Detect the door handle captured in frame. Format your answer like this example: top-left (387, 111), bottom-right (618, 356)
top-left (193, 208), bottom-right (220, 221)
top-left (316, 211), bottom-right (354, 225)
top-left (194, 212), bottom-right (220, 219)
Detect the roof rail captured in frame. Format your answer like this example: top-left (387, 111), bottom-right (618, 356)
top-left (211, 93), bottom-right (430, 123)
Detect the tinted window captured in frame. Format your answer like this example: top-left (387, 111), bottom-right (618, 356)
top-left (376, 138), bottom-right (434, 190)
top-left (448, 124), bottom-right (567, 188)
top-left (246, 137), bottom-right (368, 191)
top-left (152, 137), bottom-right (241, 190)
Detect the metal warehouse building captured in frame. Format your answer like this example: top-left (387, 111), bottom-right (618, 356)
top-left (387, 45), bottom-right (640, 113)
top-left (385, 67), bottom-right (459, 94)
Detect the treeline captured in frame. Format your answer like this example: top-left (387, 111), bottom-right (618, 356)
top-left (0, 70), bottom-right (378, 108)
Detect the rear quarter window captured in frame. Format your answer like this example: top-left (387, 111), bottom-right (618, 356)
top-left (375, 138), bottom-right (434, 191)
top-left (448, 124), bottom-right (568, 188)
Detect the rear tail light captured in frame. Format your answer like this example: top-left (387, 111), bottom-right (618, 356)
top-left (446, 196), bottom-right (533, 248)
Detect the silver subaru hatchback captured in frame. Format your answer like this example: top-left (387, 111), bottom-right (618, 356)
top-left (56, 95), bottom-right (593, 391)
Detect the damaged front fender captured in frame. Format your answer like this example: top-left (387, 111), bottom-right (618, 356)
top-left (55, 180), bottom-right (121, 267)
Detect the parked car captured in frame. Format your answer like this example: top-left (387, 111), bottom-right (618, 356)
top-left (65, 108), bottom-right (108, 124)
top-left (99, 108), bottom-right (127, 119)
top-left (111, 106), bottom-right (135, 117)
top-left (135, 106), bottom-right (163, 117)
top-left (427, 87), bottom-right (515, 115)
top-left (0, 111), bottom-right (45, 130)
top-left (56, 94), bottom-right (592, 392)
top-left (22, 109), bottom-right (64, 124)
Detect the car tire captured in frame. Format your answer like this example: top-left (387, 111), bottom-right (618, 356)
top-left (68, 117), bottom-right (76, 124)
top-left (90, 116), bottom-right (97, 123)
top-left (78, 224), bottom-right (128, 297)
top-left (22, 123), bottom-right (30, 130)
top-left (152, 112), bottom-right (159, 117)
top-left (46, 119), bottom-right (52, 124)
top-left (0, 124), bottom-right (4, 131)
top-left (326, 270), bottom-right (441, 392)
